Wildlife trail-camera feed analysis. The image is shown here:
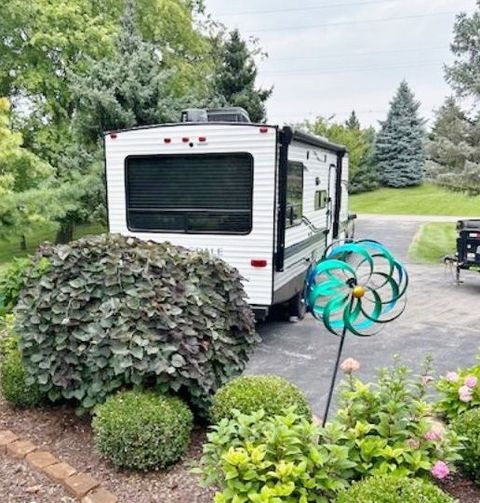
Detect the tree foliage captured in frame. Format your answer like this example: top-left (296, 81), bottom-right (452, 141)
top-left (216, 29), bottom-right (272, 123)
top-left (345, 110), bottom-right (361, 130)
top-left (445, 6), bottom-right (480, 100)
top-left (0, 0), bottom-right (220, 244)
top-left (72, 0), bottom-right (213, 144)
top-left (375, 81), bottom-right (425, 188)
top-left (0, 99), bottom-right (51, 195)
top-left (303, 114), bottom-right (378, 193)
top-left (427, 97), bottom-right (480, 194)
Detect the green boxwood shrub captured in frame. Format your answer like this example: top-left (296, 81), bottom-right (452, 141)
top-left (335, 475), bottom-right (455, 503)
top-left (0, 332), bottom-right (43, 407)
top-left (209, 375), bottom-right (312, 423)
top-left (452, 408), bottom-right (480, 483)
top-left (92, 390), bottom-right (193, 471)
top-left (15, 234), bottom-right (257, 413)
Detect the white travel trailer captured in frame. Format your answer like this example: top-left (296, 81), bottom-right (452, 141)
top-left (104, 108), bottom-right (353, 320)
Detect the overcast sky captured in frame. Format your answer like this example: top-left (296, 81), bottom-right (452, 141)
top-left (203, 0), bottom-right (476, 129)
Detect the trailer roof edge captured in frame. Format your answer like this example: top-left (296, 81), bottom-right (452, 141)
top-left (289, 127), bottom-right (347, 154)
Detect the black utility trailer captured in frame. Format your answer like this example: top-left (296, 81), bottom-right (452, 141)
top-left (455, 219), bottom-right (480, 283)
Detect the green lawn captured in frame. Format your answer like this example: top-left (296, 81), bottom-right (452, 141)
top-left (350, 184), bottom-right (480, 216)
top-left (0, 222), bottom-right (106, 275)
top-left (408, 222), bottom-right (457, 263)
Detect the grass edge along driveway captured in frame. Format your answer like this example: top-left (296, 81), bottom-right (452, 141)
top-left (350, 184), bottom-right (480, 217)
top-left (409, 222), bottom-right (457, 263)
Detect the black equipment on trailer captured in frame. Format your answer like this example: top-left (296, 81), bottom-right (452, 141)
top-left (455, 219), bottom-right (480, 283)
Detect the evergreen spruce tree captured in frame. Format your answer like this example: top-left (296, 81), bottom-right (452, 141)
top-left (427, 97), bottom-right (480, 194)
top-left (349, 127), bottom-right (379, 193)
top-left (71, 0), bottom-right (181, 144)
top-left (375, 81), bottom-right (425, 187)
top-left (345, 110), bottom-right (361, 130)
top-left (216, 29), bottom-right (272, 123)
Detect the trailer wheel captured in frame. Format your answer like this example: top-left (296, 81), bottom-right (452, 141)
top-left (289, 292), bottom-right (306, 322)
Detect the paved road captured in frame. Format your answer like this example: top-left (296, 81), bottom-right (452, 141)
top-left (245, 217), bottom-right (480, 416)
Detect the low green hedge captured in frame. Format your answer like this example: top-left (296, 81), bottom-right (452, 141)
top-left (92, 390), bottom-right (193, 471)
top-left (452, 408), bottom-right (480, 484)
top-left (209, 375), bottom-right (311, 423)
top-left (336, 475), bottom-right (454, 503)
top-left (0, 330), bottom-right (43, 407)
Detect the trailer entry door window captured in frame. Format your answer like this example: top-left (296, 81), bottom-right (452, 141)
top-left (126, 153), bottom-right (253, 234)
top-left (286, 161), bottom-right (303, 228)
top-left (314, 190), bottom-right (327, 210)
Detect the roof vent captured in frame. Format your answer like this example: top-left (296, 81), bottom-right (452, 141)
top-left (180, 107), bottom-right (251, 123)
top-left (180, 108), bottom-right (208, 123)
top-left (207, 107), bottom-right (250, 123)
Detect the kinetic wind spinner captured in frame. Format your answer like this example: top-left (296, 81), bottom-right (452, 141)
top-left (305, 240), bottom-right (409, 424)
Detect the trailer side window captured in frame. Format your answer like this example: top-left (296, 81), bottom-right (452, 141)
top-left (125, 153), bottom-right (253, 234)
top-left (314, 190), bottom-right (327, 210)
top-left (286, 161), bottom-right (303, 228)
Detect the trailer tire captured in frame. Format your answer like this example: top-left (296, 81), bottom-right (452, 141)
top-left (289, 292), bottom-right (306, 321)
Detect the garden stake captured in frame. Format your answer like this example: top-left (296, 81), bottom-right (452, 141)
top-left (305, 240), bottom-right (409, 428)
top-left (322, 322), bottom-right (348, 427)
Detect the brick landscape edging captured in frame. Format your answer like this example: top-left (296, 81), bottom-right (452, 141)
top-left (0, 429), bottom-right (117, 503)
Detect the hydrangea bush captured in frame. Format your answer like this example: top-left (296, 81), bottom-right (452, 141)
top-left (195, 408), bottom-right (355, 502)
top-left (320, 360), bottom-right (462, 480)
top-left (335, 474), bottom-right (455, 503)
top-left (451, 407), bottom-right (480, 484)
top-left (15, 234), bottom-right (257, 413)
top-left (436, 364), bottom-right (480, 421)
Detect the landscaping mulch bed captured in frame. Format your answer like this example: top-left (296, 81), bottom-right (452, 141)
top-left (1, 451), bottom-right (75, 503)
top-left (2, 398), bottom-right (480, 503)
top-left (439, 475), bottom-right (480, 503)
top-left (0, 399), bottom-right (214, 503)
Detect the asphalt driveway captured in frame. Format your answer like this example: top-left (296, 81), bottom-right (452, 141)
top-left (245, 217), bottom-right (480, 416)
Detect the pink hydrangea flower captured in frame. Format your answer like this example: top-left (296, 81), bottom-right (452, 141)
top-left (431, 461), bottom-right (450, 480)
top-left (446, 372), bottom-right (459, 382)
top-left (424, 429), bottom-right (443, 442)
top-left (340, 358), bottom-right (360, 374)
top-left (459, 385), bottom-right (473, 402)
top-left (407, 438), bottom-right (420, 449)
top-left (464, 375), bottom-right (478, 388)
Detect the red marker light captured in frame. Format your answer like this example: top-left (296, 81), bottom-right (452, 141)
top-left (259, 127), bottom-right (268, 133)
top-left (164, 138), bottom-right (171, 143)
top-left (182, 137), bottom-right (189, 143)
top-left (251, 259), bottom-right (267, 268)
top-left (198, 136), bottom-right (207, 142)
top-left (109, 132), bottom-right (117, 139)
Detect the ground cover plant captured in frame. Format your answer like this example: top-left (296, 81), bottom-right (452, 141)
top-left (92, 390), bottom-right (193, 471)
top-left (196, 407), bottom-right (355, 502)
top-left (15, 234), bottom-right (257, 413)
top-left (209, 375), bottom-right (312, 423)
top-left (320, 360), bottom-right (462, 479)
